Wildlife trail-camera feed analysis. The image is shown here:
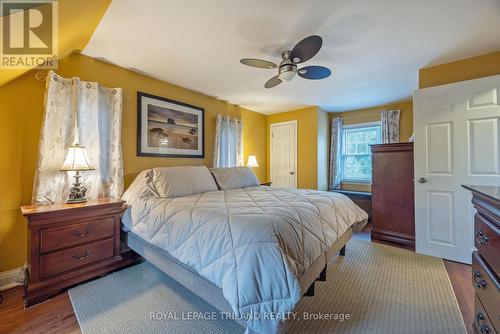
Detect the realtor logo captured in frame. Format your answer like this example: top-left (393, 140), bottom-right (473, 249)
top-left (1, 0), bottom-right (58, 69)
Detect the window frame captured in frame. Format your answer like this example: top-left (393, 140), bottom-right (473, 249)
top-left (340, 121), bottom-right (381, 184)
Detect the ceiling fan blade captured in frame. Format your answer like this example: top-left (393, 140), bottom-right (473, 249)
top-left (290, 35), bottom-right (323, 64)
top-left (264, 76), bottom-right (282, 88)
top-left (298, 66), bottom-right (331, 80)
top-left (240, 58), bottom-right (277, 69)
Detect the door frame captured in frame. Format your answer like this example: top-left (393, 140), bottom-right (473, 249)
top-left (270, 120), bottom-right (298, 188)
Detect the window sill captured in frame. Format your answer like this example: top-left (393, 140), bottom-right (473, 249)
top-left (341, 180), bottom-right (372, 185)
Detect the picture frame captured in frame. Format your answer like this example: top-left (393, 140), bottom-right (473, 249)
top-left (137, 91), bottom-right (205, 158)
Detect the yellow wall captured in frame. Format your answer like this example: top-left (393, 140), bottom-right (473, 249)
top-left (265, 101), bottom-right (413, 192)
top-left (267, 107), bottom-right (318, 189)
top-left (331, 100), bottom-right (413, 192)
top-left (0, 0), bottom-right (111, 87)
top-left (0, 54), bottom-right (267, 272)
top-left (317, 108), bottom-right (330, 191)
top-left (0, 79), bottom-right (28, 272)
top-left (241, 109), bottom-right (267, 181)
top-left (419, 51), bottom-right (500, 89)
top-left (337, 100), bottom-right (414, 142)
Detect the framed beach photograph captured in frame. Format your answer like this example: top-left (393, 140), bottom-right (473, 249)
top-left (137, 92), bottom-right (205, 157)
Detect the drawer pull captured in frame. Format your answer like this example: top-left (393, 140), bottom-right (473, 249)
top-left (480, 325), bottom-right (490, 333)
top-left (476, 312), bottom-right (491, 333)
top-left (475, 279), bottom-right (487, 289)
top-left (72, 251), bottom-right (89, 261)
top-left (476, 231), bottom-right (489, 245)
top-left (73, 227), bottom-right (91, 237)
top-left (473, 270), bottom-right (488, 289)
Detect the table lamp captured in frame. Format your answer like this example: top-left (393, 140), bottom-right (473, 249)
top-left (247, 155), bottom-right (259, 169)
top-left (60, 144), bottom-right (94, 203)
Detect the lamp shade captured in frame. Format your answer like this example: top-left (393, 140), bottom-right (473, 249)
top-left (246, 155), bottom-right (259, 168)
top-left (60, 144), bottom-right (94, 171)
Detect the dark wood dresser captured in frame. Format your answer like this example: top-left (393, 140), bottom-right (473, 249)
top-left (21, 198), bottom-right (139, 306)
top-left (463, 185), bottom-right (499, 334)
top-left (371, 143), bottom-right (415, 249)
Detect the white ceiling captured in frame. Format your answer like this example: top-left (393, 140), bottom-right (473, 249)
top-left (83, 0), bottom-right (500, 114)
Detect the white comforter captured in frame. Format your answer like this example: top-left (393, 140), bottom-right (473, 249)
top-left (122, 185), bottom-right (367, 333)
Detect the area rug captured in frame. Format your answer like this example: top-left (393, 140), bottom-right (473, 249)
top-left (69, 239), bottom-right (466, 334)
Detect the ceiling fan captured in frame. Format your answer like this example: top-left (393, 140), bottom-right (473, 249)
top-left (240, 35), bottom-right (331, 88)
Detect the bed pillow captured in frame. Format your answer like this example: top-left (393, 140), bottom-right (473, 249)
top-left (121, 169), bottom-right (154, 202)
top-left (150, 166), bottom-right (218, 198)
top-left (210, 167), bottom-right (260, 190)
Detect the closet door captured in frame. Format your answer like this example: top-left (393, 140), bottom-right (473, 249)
top-left (270, 121), bottom-right (297, 188)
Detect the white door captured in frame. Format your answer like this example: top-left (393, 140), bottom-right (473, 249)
top-left (270, 120), bottom-right (297, 188)
top-left (414, 74), bottom-right (500, 264)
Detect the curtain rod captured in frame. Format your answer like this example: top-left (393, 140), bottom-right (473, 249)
top-left (34, 72), bottom-right (130, 100)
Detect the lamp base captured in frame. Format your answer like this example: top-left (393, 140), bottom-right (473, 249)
top-left (66, 171), bottom-right (88, 204)
top-left (66, 197), bottom-right (88, 204)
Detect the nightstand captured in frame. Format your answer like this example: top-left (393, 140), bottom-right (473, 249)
top-left (260, 181), bottom-right (272, 186)
top-left (21, 198), bottom-right (139, 306)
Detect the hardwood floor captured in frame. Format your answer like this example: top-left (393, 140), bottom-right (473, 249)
top-left (0, 287), bottom-right (79, 334)
top-left (0, 229), bottom-right (473, 334)
top-left (443, 260), bottom-right (474, 334)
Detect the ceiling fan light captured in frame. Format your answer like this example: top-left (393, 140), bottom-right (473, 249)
top-left (278, 64), bottom-right (298, 82)
top-left (279, 71), bottom-right (296, 82)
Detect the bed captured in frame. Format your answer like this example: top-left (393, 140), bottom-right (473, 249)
top-left (121, 167), bottom-right (368, 334)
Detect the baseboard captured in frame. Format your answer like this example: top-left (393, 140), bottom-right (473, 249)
top-left (371, 228), bottom-right (415, 249)
top-left (0, 267), bottom-right (24, 291)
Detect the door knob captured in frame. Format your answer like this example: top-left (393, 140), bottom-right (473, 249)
top-left (290, 171), bottom-right (294, 175)
top-left (418, 177), bottom-right (427, 184)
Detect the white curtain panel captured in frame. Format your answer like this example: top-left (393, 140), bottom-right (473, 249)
top-left (329, 117), bottom-right (343, 190)
top-left (32, 70), bottom-right (123, 204)
top-left (381, 110), bottom-right (400, 143)
top-left (213, 115), bottom-right (243, 168)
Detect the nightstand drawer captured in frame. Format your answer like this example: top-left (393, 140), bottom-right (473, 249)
top-left (40, 238), bottom-right (114, 278)
top-left (40, 217), bottom-right (115, 253)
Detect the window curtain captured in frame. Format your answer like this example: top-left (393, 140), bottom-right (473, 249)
top-left (381, 110), bottom-right (400, 143)
top-left (213, 115), bottom-right (243, 168)
top-left (329, 117), bottom-right (343, 190)
top-left (32, 70), bottom-right (124, 204)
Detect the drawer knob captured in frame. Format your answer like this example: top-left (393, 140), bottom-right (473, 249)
top-left (476, 312), bottom-right (491, 333)
top-left (73, 227), bottom-right (91, 237)
top-left (476, 231), bottom-right (489, 245)
top-left (473, 271), bottom-right (484, 289)
top-left (72, 251), bottom-right (89, 261)
top-left (475, 279), bottom-right (487, 289)
top-left (480, 325), bottom-right (490, 333)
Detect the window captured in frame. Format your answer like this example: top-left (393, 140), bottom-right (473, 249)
top-left (341, 122), bottom-right (381, 183)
